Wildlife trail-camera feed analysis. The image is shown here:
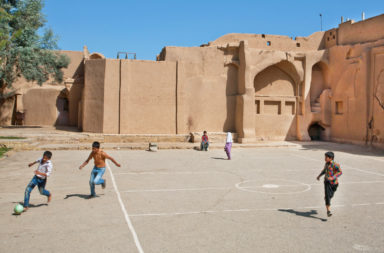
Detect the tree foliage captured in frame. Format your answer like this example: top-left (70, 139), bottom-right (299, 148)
top-left (0, 0), bottom-right (69, 99)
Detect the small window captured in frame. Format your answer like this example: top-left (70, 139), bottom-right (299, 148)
top-left (335, 101), bottom-right (343, 115)
top-left (255, 100), bottom-right (260, 114)
top-left (296, 43), bottom-right (300, 47)
top-left (327, 37), bottom-right (330, 41)
top-left (333, 35), bottom-right (335, 39)
top-left (262, 34), bottom-right (266, 38)
top-left (267, 41), bottom-right (271, 46)
top-left (330, 31), bottom-right (333, 35)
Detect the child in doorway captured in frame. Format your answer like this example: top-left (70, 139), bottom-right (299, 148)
top-left (23, 151), bottom-right (53, 212)
top-left (224, 132), bottom-right (233, 160)
top-left (79, 142), bottom-right (121, 198)
top-left (316, 151), bottom-right (342, 217)
top-left (200, 131), bottom-right (209, 151)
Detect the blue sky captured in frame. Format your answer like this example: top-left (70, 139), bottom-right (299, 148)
top-left (43, 0), bottom-right (384, 60)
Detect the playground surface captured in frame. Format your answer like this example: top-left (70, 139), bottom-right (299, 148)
top-left (1, 143), bottom-right (384, 253)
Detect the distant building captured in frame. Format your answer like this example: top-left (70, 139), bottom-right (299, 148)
top-left (1, 14), bottom-right (384, 149)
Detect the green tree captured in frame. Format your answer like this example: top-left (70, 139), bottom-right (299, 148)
top-left (0, 0), bottom-right (69, 100)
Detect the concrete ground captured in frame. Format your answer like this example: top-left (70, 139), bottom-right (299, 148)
top-left (0, 143), bottom-right (384, 253)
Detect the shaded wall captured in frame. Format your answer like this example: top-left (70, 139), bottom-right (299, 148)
top-left (23, 88), bottom-right (62, 125)
top-left (82, 59), bottom-right (106, 133)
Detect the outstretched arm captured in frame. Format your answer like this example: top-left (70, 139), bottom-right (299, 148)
top-left (316, 168), bottom-right (326, 181)
top-left (104, 152), bottom-right (121, 167)
top-left (79, 152), bottom-right (93, 169)
top-left (28, 161), bottom-right (38, 167)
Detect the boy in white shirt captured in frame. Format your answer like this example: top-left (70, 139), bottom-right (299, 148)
top-left (23, 151), bottom-right (53, 211)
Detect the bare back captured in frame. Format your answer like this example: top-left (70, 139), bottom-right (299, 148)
top-left (91, 150), bottom-right (106, 168)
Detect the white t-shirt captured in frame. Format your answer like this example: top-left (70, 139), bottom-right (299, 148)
top-left (35, 158), bottom-right (53, 179)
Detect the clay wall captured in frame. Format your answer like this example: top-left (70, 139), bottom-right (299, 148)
top-left (326, 39), bottom-right (384, 147)
top-left (82, 59), bottom-right (105, 133)
top-left (22, 87), bottom-right (63, 125)
top-left (164, 46), bottom-right (237, 133)
top-left (338, 14), bottom-right (384, 45)
top-left (208, 32), bottom-right (325, 51)
top-left (120, 60), bottom-right (176, 134)
top-left (0, 50), bottom-right (85, 126)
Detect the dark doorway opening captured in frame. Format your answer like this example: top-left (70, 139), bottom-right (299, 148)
top-left (308, 123), bottom-right (325, 141)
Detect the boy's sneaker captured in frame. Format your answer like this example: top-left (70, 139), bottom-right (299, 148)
top-left (102, 180), bottom-right (106, 189)
top-left (327, 211), bottom-right (332, 217)
top-left (47, 194), bottom-right (52, 203)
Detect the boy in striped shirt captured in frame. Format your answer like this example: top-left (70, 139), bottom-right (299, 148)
top-left (317, 151), bottom-right (342, 217)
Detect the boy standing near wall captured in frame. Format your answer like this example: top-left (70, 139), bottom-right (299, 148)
top-left (79, 142), bottom-right (121, 198)
top-left (316, 151), bottom-right (342, 217)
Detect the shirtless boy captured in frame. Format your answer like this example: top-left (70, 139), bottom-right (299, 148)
top-left (79, 142), bottom-right (121, 197)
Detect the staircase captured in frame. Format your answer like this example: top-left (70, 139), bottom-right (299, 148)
top-left (311, 97), bottom-right (321, 113)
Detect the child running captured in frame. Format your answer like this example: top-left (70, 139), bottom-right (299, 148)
top-left (316, 151), bottom-right (342, 217)
top-left (23, 151), bottom-right (53, 212)
top-left (79, 142), bottom-right (121, 198)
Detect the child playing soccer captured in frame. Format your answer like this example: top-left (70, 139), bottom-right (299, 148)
top-left (79, 142), bottom-right (121, 198)
top-left (316, 151), bottom-right (342, 217)
top-left (23, 151), bottom-right (53, 212)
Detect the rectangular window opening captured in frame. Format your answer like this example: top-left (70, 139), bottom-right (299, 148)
top-left (335, 101), bottom-right (343, 115)
top-left (255, 100), bottom-right (260, 114)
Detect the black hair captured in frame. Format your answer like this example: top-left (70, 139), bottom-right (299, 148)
top-left (325, 151), bottom-right (334, 159)
top-left (203, 130), bottom-right (207, 134)
top-left (43, 151), bottom-right (52, 159)
top-left (92, 141), bottom-right (100, 148)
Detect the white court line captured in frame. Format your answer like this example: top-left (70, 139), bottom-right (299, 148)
top-left (114, 171), bottom-right (224, 175)
top-left (121, 180), bottom-right (384, 193)
top-left (106, 161), bottom-right (144, 253)
top-left (291, 154), bottom-right (384, 177)
top-left (128, 202), bottom-right (382, 217)
top-left (352, 203), bottom-right (370, 206)
top-left (122, 187), bottom-right (231, 193)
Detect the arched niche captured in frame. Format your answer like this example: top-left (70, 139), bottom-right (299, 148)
top-left (254, 65), bottom-right (296, 97)
top-left (253, 61), bottom-right (298, 140)
top-left (310, 62), bottom-right (328, 106)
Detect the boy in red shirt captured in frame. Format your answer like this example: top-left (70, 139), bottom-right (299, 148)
top-left (200, 131), bottom-right (209, 151)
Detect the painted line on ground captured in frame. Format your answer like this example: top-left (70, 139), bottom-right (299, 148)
top-left (128, 202), bottom-right (383, 217)
top-left (122, 187), bottom-right (232, 193)
top-left (106, 161), bottom-right (144, 253)
top-left (291, 154), bottom-right (384, 177)
top-left (120, 180), bottom-right (384, 194)
top-left (114, 171), bottom-right (226, 175)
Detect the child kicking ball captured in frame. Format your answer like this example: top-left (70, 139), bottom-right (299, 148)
top-left (79, 142), bottom-right (121, 198)
top-left (23, 151), bottom-right (53, 212)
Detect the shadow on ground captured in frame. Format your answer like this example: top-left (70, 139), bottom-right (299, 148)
top-left (211, 157), bottom-right (227, 160)
top-left (291, 141), bottom-right (384, 158)
top-left (278, 208), bottom-right (327, 222)
top-left (64, 194), bottom-right (101, 200)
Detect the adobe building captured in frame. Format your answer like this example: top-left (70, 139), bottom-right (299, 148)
top-left (1, 14), bottom-right (384, 149)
